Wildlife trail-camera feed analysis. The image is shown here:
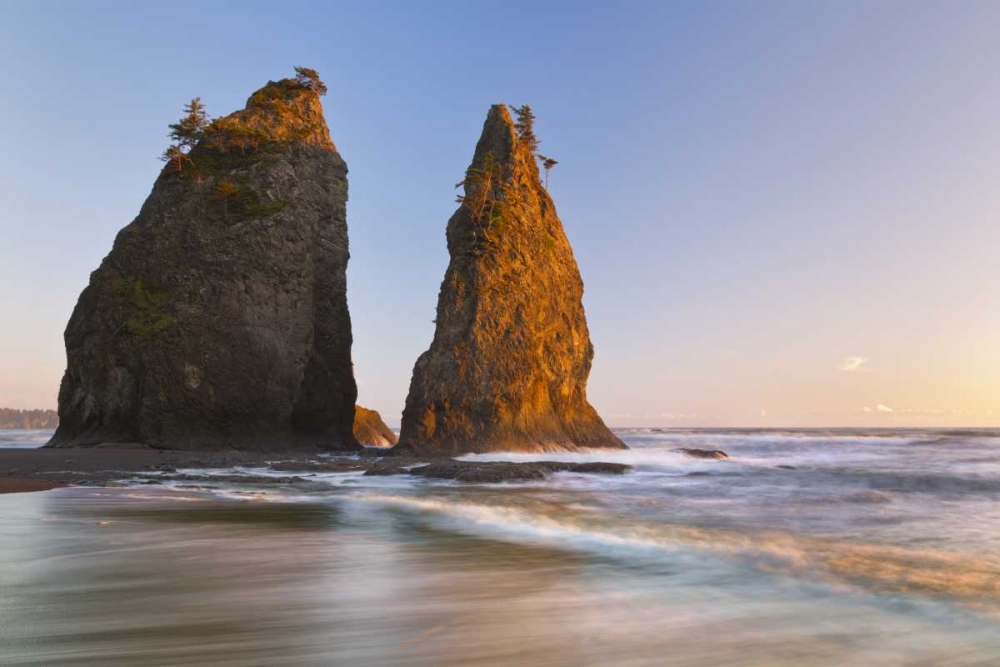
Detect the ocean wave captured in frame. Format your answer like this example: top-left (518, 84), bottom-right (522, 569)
top-left (347, 492), bottom-right (1000, 613)
top-left (457, 447), bottom-right (716, 471)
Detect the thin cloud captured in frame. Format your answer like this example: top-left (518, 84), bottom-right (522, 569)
top-left (876, 404), bottom-right (893, 413)
top-left (837, 356), bottom-right (868, 372)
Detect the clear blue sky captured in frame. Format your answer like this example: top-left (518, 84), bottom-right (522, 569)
top-left (2, 1), bottom-right (999, 426)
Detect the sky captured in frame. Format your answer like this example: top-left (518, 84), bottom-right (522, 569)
top-left (1, 0), bottom-right (999, 427)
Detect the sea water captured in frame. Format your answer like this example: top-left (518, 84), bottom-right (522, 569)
top-left (2, 428), bottom-right (999, 665)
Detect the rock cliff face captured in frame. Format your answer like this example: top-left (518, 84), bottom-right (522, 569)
top-left (353, 405), bottom-right (397, 447)
top-left (394, 105), bottom-right (625, 456)
top-left (48, 77), bottom-right (358, 450)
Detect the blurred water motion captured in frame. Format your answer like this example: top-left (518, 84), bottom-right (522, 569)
top-left (2, 428), bottom-right (1000, 665)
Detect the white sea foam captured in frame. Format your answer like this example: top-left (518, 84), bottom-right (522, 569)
top-left (345, 491), bottom-right (1000, 610)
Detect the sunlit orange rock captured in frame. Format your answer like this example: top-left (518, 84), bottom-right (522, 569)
top-left (394, 105), bottom-right (625, 456)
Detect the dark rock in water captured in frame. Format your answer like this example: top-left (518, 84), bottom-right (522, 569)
top-left (678, 448), bottom-right (730, 460)
top-left (269, 460), bottom-right (365, 473)
top-left (394, 105), bottom-right (624, 456)
top-left (407, 460), bottom-right (632, 483)
top-left (776, 464), bottom-right (797, 470)
top-left (353, 405), bottom-right (397, 447)
top-left (48, 73), bottom-right (357, 451)
top-left (567, 462), bottom-right (632, 475)
top-left (358, 446), bottom-right (389, 458)
top-left (363, 463), bottom-right (410, 477)
top-left (151, 473), bottom-right (310, 485)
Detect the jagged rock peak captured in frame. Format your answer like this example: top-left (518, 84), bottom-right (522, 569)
top-left (225, 78), bottom-right (336, 150)
top-left (393, 104), bottom-right (626, 456)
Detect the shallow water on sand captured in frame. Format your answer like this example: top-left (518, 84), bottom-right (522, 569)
top-left (2, 428), bottom-right (1000, 665)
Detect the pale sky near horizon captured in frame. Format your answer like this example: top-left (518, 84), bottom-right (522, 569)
top-left (1, 1), bottom-right (998, 427)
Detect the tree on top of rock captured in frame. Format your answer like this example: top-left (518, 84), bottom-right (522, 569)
top-left (168, 98), bottom-right (209, 149)
top-left (160, 145), bottom-right (192, 173)
top-left (161, 98), bottom-right (209, 172)
top-left (509, 104), bottom-right (539, 153)
top-left (294, 67), bottom-right (328, 96)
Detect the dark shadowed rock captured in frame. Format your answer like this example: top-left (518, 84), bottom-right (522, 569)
top-left (353, 405), bottom-right (397, 447)
top-left (394, 105), bottom-right (625, 456)
top-left (678, 448), bottom-right (730, 460)
top-left (569, 462), bottom-right (632, 475)
top-left (268, 460), bottom-right (366, 473)
top-left (407, 460), bottom-right (632, 483)
top-left (48, 74), bottom-right (357, 451)
top-left (362, 463), bottom-right (411, 476)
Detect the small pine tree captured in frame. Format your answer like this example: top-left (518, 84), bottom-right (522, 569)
top-left (162, 98), bottom-right (209, 172)
top-left (455, 152), bottom-right (505, 241)
top-left (509, 104), bottom-right (539, 153)
top-left (214, 179), bottom-right (240, 217)
top-left (537, 154), bottom-right (558, 189)
top-left (294, 66), bottom-right (328, 96)
top-left (168, 97), bottom-right (209, 150)
top-left (161, 144), bottom-right (192, 172)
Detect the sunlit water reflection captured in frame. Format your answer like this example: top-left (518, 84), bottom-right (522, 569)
top-left (2, 428), bottom-right (999, 665)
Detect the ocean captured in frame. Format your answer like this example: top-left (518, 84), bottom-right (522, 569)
top-left (2, 428), bottom-right (999, 665)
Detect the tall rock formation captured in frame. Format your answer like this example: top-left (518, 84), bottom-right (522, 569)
top-left (394, 105), bottom-right (625, 456)
top-left (48, 74), bottom-right (358, 450)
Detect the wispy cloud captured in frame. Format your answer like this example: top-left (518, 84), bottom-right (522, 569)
top-left (876, 404), bottom-right (893, 413)
top-left (837, 356), bottom-right (868, 372)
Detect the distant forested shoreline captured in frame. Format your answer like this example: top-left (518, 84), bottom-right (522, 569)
top-left (0, 409), bottom-right (58, 429)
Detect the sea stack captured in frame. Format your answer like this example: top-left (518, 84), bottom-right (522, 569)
top-left (394, 105), bottom-right (625, 456)
top-left (47, 71), bottom-right (358, 450)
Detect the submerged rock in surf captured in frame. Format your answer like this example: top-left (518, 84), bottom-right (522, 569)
top-left (406, 460), bottom-right (632, 483)
top-left (678, 448), bottom-right (730, 460)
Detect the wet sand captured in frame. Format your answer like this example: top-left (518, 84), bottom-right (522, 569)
top-left (0, 477), bottom-right (66, 494)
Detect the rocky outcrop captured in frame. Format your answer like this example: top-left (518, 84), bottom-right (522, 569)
top-left (353, 405), bottom-right (397, 447)
top-left (362, 459), bottom-right (632, 482)
top-left (48, 75), bottom-right (357, 450)
top-left (406, 460), bottom-right (632, 483)
top-left (394, 105), bottom-right (625, 456)
top-left (678, 448), bottom-right (730, 460)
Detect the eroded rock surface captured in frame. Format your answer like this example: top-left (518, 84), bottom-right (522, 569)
top-left (353, 405), bottom-right (397, 447)
top-left (48, 76), bottom-right (357, 450)
top-left (395, 105), bottom-right (624, 456)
